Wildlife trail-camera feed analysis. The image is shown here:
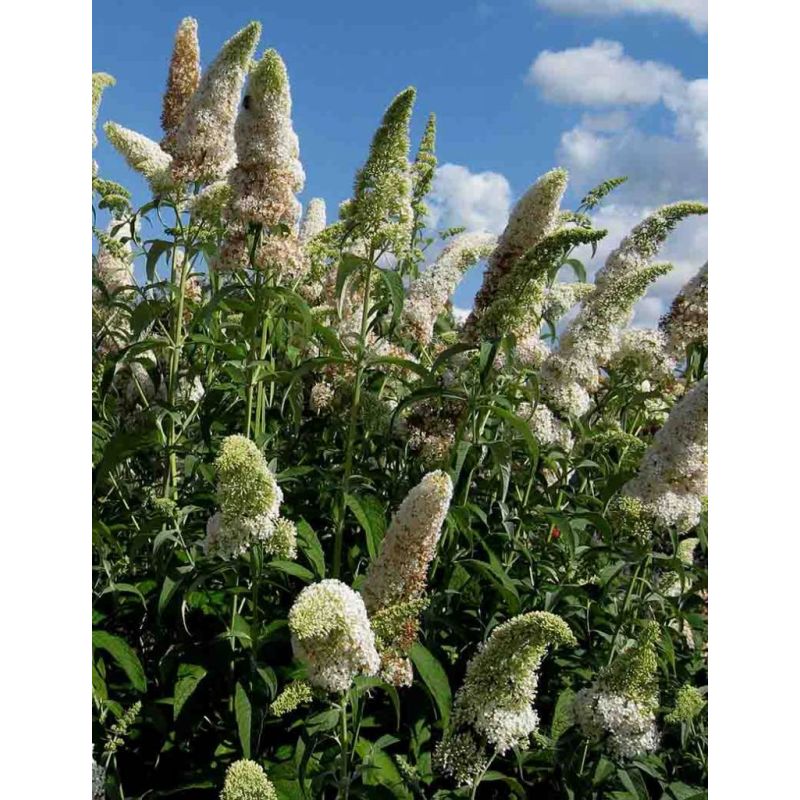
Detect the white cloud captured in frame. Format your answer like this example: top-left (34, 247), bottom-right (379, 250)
top-left (527, 39), bottom-right (684, 107)
top-left (428, 163), bottom-right (512, 234)
top-left (527, 40), bottom-right (707, 328)
top-left (536, 0), bottom-right (707, 34)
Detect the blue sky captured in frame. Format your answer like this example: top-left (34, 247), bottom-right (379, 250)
top-left (93, 0), bottom-right (707, 324)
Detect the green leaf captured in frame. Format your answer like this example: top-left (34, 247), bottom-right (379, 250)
top-left (296, 519), bottom-right (326, 579)
top-left (92, 631), bottom-right (147, 692)
top-left (267, 560), bottom-right (315, 582)
top-left (145, 239), bottom-right (173, 282)
top-left (174, 664), bottom-right (207, 720)
top-left (344, 493), bottom-right (386, 559)
top-left (486, 404), bottom-right (539, 466)
top-left (550, 688), bottom-right (576, 741)
top-left (409, 642), bottom-right (452, 726)
top-left (234, 682), bottom-right (252, 758)
top-left (377, 267), bottom-right (405, 330)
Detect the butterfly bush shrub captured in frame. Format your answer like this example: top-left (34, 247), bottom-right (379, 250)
top-left (92, 16), bottom-right (708, 800)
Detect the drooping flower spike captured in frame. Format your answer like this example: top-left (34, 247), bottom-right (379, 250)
top-left (467, 167), bottom-right (568, 328)
top-left (540, 202), bottom-right (707, 417)
top-left (104, 122), bottom-right (174, 195)
top-left (660, 263), bottom-right (708, 359)
top-left (436, 611), bottom-right (576, 785)
top-left (401, 232), bottom-right (496, 345)
top-left (574, 621), bottom-right (661, 760)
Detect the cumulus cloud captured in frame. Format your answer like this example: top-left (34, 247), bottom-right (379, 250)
top-left (536, 0), bottom-right (708, 34)
top-left (528, 40), bottom-right (707, 328)
top-left (428, 163), bottom-right (512, 234)
top-left (527, 40), bottom-right (684, 106)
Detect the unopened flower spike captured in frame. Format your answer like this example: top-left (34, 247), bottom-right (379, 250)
top-left (343, 86), bottom-right (416, 257)
top-left (92, 73), bottom-right (115, 149)
top-left (203, 435), bottom-right (288, 560)
top-left (171, 21), bottom-right (262, 182)
top-left (161, 17), bottom-right (201, 154)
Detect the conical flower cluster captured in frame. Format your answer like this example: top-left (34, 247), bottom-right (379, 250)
top-left (660, 263), bottom-right (708, 359)
top-left (93, 220), bottom-right (135, 356)
top-left (160, 17), bottom-right (201, 154)
top-left (437, 612), bottom-right (576, 784)
top-left (540, 203), bottom-right (707, 417)
top-left (204, 435), bottom-right (294, 559)
top-left (410, 112), bottom-right (437, 240)
top-left (299, 198), bottom-right (327, 243)
top-left (622, 377), bottom-right (708, 533)
top-left (220, 49), bottom-right (307, 280)
top-left (104, 122), bottom-right (174, 195)
top-left (92, 72), bottom-right (115, 155)
top-left (573, 621), bottom-right (660, 759)
top-left (289, 579), bottom-right (380, 692)
top-left (467, 168), bottom-right (568, 328)
top-left (342, 87), bottom-right (415, 257)
top-left (221, 759), bottom-right (277, 800)
top-left (665, 683), bottom-right (705, 724)
top-left (170, 22), bottom-right (261, 182)
top-left (518, 402), bottom-right (573, 451)
top-left (608, 328), bottom-right (677, 386)
top-left (401, 232), bottom-right (496, 344)
top-left (361, 471), bottom-right (453, 685)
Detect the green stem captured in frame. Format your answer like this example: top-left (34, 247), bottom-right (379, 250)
top-left (164, 245), bottom-right (191, 498)
top-left (470, 752), bottom-right (495, 800)
top-left (339, 692), bottom-right (350, 800)
top-left (332, 262), bottom-right (373, 578)
top-left (607, 559), bottom-right (644, 666)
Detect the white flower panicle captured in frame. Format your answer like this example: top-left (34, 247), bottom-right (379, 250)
top-left (160, 17), bottom-right (201, 154)
top-left (92, 757), bottom-right (106, 800)
top-left (221, 49), bottom-right (307, 280)
top-left (468, 167), bottom-right (568, 327)
top-left (299, 198), bottom-right (327, 243)
top-left (94, 219), bottom-right (135, 293)
top-left (186, 179), bottom-right (231, 219)
top-left (609, 328), bottom-right (677, 386)
top-left (437, 612), bottom-right (576, 784)
top-left (660, 263), bottom-right (708, 358)
top-left (542, 282), bottom-right (595, 321)
top-left (402, 232), bottom-right (496, 344)
top-left (289, 579), bottom-right (380, 693)
top-left (573, 688), bottom-right (659, 759)
top-left (623, 378), bottom-right (708, 533)
top-left (204, 435), bottom-right (288, 559)
top-left (229, 49), bottom-right (304, 223)
top-left (103, 122), bottom-right (174, 195)
top-left (362, 471), bottom-right (453, 614)
top-left (221, 759), bottom-right (278, 800)
top-left (170, 21), bottom-right (261, 182)
top-left (574, 621), bottom-right (660, 759)
top-left (541, 203), bottom-right (706, 417)
top-left (361, 471), bottom-right (453, 684)
top-left (518, 402), bottom-right (574, 451)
